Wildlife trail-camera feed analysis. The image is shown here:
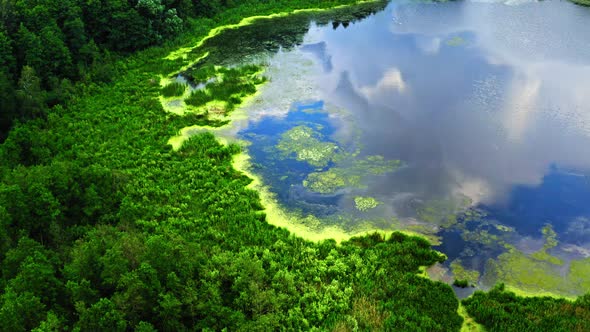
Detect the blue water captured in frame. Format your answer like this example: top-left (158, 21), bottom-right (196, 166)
top-left (484, 168), bottom-right (590, 237)
top-left (240, 101), bottom-right (347, 215)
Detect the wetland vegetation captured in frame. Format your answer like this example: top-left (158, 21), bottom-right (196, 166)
top-left (1, 0), bottom-right (589, 331)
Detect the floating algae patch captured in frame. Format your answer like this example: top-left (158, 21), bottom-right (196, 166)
top-left (277, 125), bottom-right (339, 168)
top-left (461, 228), bottom-right (509, 248)
top-left (303, 156), bottom-right (401, 194)
top-left (450, 259), bottom-right (480, 286)
top-left (530, 224), bottom-right (564, 265)
top-left (354, 196), bottom-right (380, 212)
top-left (482, 231), bottom-right (590, 297)
top-left (229, 151), bottom-right (425, 243)
top-left (304, 168), bottom-right (358, 194)
top-left (416, 197), bottom-right (473, 228)
top-left (569, 257), bottom-right (590, 291)
top-left (484, 248), bottom-right (569, 295)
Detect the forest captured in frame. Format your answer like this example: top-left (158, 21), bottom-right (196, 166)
top-left (0, 0), bottom-right (589, 331)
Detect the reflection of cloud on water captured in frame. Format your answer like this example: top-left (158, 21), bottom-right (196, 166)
top-left (414, 36), bottom-right (442, 54)
top-left (449, 172), bottom-right (491, 206)
top-left (565, 217), bottom-right (590, 245)
top-left (380, 1), bottom-right (590, 207)
top-left (241, 50), bottom-right (323, 123)
top-left (359, 68), bottom-right (406, 100)
top-left (502, 74), bottom-right (540, 142)
top-left (301, 42), bottom-right (333, 72)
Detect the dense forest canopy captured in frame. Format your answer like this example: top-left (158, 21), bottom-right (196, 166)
top-left (0, 0), bottom-right (589, 331)
top-left (0, 0), bottom-right (362, 142)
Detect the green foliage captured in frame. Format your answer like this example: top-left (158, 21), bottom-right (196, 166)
top-left (571, 0), bottom-right (590, 5)
top-left (0, 0), bottom-right (575, 331)
top-left (161, 82), bottom-right (186, 97)
top-left (181, 65), bottom-right (264, 115)
top-left (184, 89), bottom-right (213, 107)
top-left (463, 284), bottom-right (590, 332)
top-left (453, 279), bottom-right (469, 288)
top-left (77, 298), bottom-right (127, 332)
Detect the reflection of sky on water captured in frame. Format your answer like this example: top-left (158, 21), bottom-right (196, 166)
top-left (231, 0), bottom-right (590, 294)
top-left (305, 0), bottom-right (590, 209)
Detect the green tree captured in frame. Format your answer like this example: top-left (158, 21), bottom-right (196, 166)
top-left (16, 66), bottom-right (44, 119)
top-left (0, 30), bottom-right (15, 78)
top-left (39, 23), bottom-right (72, 80)
top-left (15, 24), bottom-right (42, 73)
top-left (77, 298), bottom-right (127, 332)
top-left (0, 290), bottom-right (46, 332)
top-left (0, 70), bottom-right (16, 141)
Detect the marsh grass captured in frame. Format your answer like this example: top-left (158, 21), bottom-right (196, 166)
top-left (185, 89), bottom-right (214, 107)
top-left (186, 65), bottom-right (217, 84)
top-left (181, 64), bottom-right (266, 114)
top-left (161, 82), bottom-right (187, 97)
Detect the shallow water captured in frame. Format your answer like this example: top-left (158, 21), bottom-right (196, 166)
top-left (184, 0), bottom-right (590, 296)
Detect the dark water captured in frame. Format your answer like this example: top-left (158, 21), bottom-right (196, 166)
top-left (199, 0), bottom-right (590, 295)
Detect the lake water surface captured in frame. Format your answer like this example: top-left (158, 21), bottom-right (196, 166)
top-left (182, 0), bottom-right (590, 296)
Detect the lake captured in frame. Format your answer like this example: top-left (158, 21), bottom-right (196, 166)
top-left (176, 0), bottom-right (590, 297)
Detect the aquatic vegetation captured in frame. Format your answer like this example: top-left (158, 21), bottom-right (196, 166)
top-left (483, 239), bottom-right (590, 297)
top-left (485, 249), bottom-right (565, 293)
top-left (304, 168), bottom-right (352, 193)
top-left (180, 1), bottom-right (390, 68)
top-left (417, 198), bottom-right (472, 227)
top-left (461, 229), bottom-right (504, 247)
top-left (276, 125), bottom-right (339, 167)
top-left (304, 156), bottom-right (401, 194)
top-left (161, 82), bottom-right (187, 97)
top-left (354, 196), bottom-right (380, 211)
top-left (569, 258), bottom-right (590, 291)
top-left (494, 224), bottom-right (515, 233)
top-left (529, 224), bottom-right (563, 265)
top-left (2, 1), bottom-right (528, 331)
top-left (450, 259), bottom-right (480, 286)
top-left (184, 65), bottom-right (217, 85)
top-left (183, 65), bottom-right (265, 114)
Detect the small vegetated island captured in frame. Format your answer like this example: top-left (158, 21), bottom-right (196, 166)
top-left (0, 0), bottom-right (589, 331)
